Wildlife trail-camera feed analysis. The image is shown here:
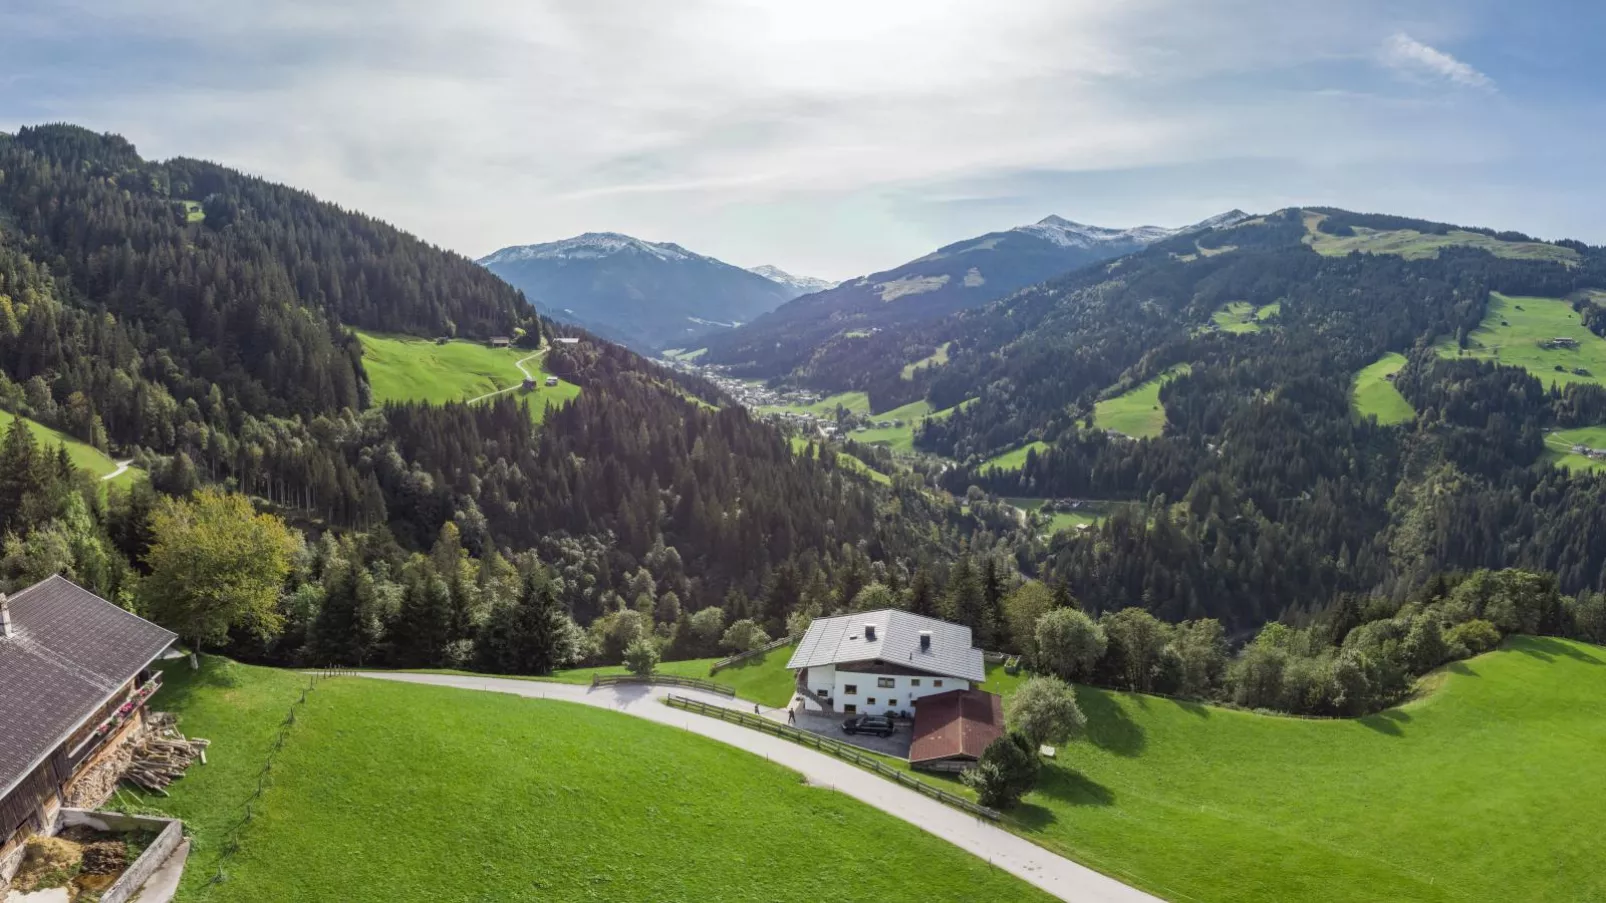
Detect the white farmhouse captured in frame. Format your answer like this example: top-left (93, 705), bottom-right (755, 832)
top-left (786, 609), bottom-right (986, 718)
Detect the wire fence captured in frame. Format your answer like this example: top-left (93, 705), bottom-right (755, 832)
top-left (662, 694), bottom-right (1001, 821)
top-left (201, 669), bottom-right (351, 888)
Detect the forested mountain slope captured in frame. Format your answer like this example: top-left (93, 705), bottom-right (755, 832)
top-left (0, 125), bottom-right (950, 667)
top-left (699, 210), bottom-right (1246, 389)
top-left (479, 232), bottom-right (797, 351)
top-left (840, 208), bottom-right (1606, 628)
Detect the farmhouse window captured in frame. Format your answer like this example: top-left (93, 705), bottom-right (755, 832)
top-left (844, 684), bottom-right (858, 695)
top-left (867, 697), bottom-right (877, 705)
top-left (844, 704), bottom-right (857, 714)
top-left (877, 677), bottom-right (895, 689)
top-left (910, 679), bottom-right (921, 687)
top-left (933, 680), bottom-right (944, 688)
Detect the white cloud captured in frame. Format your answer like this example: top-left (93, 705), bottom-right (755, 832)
top-left (3, 1), bottom-right (1574, 277)
top-left (1382, 33), bottom-right (1494, 90)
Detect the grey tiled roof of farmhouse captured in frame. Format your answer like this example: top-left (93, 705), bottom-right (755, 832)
top-left (0, 575), bottom-right (176, 799)
top-left (786, 609), bottom-right (985, 683)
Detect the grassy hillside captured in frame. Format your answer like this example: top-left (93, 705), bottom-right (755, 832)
top-left (356, 331), bottom-right (581, 422)
top-left (1543, 425), bottom-right (1606, 473)
top-left (760, 390), bottom-right (872, 417)
top-left (953, 637), bottom-right (1606, 903)
top-left (0, 408), bottom-right (138, 486)
top-left (982, 441), bottom-right (1049, 472)
top-left (543, 645), bottom-right (798, 707)
top-left (1437, 293), bottom-right (1606, 387)
top-left (1094, 365), bottom-right (1191, 439)
top-left (901, 341), bottom-right (952, 379)
top-left (1209, 301), bottom-right (1279, 334)
top-left (854, 398), bottom-right (973, 455)
top-left (1006, 498), bottom-right (1115, 535)
top-left (789, 436), bottom-right (892, 485)
top-left (138, 659), bottom-right (1049, 903)
top-left (1350, 352), bottom-right (1415, 425)
top-left (1304, 212), bottom-right (1578, 265)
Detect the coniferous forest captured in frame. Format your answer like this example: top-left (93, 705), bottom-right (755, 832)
top-left (6, 124), bottom-right (1606, 721)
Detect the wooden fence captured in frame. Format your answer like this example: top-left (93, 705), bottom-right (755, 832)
top-left (708, 635), bottom-right (794, 675)
top-left (662, 694), bottom-right (1001, 821)
top-left (591, 673), bottom-right (736, 697)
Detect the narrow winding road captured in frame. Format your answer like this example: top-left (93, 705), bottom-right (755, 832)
top-left (356, 672), bottom-right (1160, 903)
top-left (101, 459), bottom-right (133, 482)
top-left (465, 348), bottom-right (549, 404)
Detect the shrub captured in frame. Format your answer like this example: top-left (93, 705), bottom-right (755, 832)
top-left (1034, 608), bottom-right (1106, 682)
top-left (962, 732), bottom-right (1040, 809)
top-left (720, 618), bottom-right (770, 653)
top-left (1445, 619), bottom-right (1502, 655)
top-left (1006, 676), bottom-right (1086, 748)
top-left (623, 638), bottom-right (659, 676)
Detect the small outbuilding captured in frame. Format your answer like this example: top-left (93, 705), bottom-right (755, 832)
top-left (909, 689), bottom-right (1004, 773)
top-left (488, 336), bottom-right (512, 348)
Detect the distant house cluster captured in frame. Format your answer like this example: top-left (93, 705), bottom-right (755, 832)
top-left (1540, 337), bottom-right (1580, 350)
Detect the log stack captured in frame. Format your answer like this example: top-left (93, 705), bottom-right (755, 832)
top-left (122, 713), bottom-right (210, 796)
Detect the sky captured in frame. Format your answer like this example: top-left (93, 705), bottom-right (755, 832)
top-left (3, 0), bottom-right (1604, 280)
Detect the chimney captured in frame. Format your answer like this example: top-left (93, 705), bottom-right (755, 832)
top-left (0, 593), bottom-right (12, 639)
top-left (863, 623), bottom-right (876, 642)
top-left (919, 631), bottom-right (932, 651)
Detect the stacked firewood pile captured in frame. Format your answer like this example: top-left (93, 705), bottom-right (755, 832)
top-left (123, 713), bottom-right (210, 796)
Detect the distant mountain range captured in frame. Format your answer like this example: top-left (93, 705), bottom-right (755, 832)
top-left (477, 233), bottom-right (832, 351)
top-left (745, 265), bottom-right (838, 296)
top-left (699, 210), bottom-right (1249, 377)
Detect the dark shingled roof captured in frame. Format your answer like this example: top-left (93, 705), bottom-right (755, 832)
top-left (909, 689), bottom-right (1004, 765)
top-left (0, 575), bottom-right (176, 800)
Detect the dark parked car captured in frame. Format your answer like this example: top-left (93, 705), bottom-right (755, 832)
top-left (841, 714), bottom-right (895, 737)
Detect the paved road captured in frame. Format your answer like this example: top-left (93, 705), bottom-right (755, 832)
top-left (356, 672), bottom-right (1161, 903)
top-left (465, 348), bottom-right (549, 404)
top-left (102, 459), bottom-right (133, 482)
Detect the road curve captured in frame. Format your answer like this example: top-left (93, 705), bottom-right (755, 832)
top-left (465, 348), bottom-right (549, 404)
top-left (355, 672), bottom-right (1161, 903)
top-left (102, 459), bottom-right (133, 482)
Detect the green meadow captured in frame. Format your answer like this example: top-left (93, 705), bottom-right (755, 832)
top-left (981, 440), bottom-right (1049, 472)
top-left (135, 659), bottom-right (1052, 903)
top-left (1543, 425), bottom-right (1606, 473)
top-left (854, 398), bottom-right (973, 455)
top-left (1437, 293), bottom-right (1606, 388)
top-left (760, 390), bottom-right (872, 418)
top-left (1005, 497), bottom-right (1116, 536)
top-left (901, 341), bottom-right (952, 379)
top-left (1209, 301), bottom-right (1280, 334)
top-left (1094, 365), bottom-right (1191, 439)
top-left (953, 637), bottom-right (1606, 903)
top-left (356, 331), bottom-right (580, 423)
top-left (0, 407), bottom-right (139, 485)
top-left (789, 435), bottom-right (892, 484)
top-left (1350, 352), bottom-right (1415, 425)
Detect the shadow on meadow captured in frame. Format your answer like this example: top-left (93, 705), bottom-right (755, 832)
top-left (1514, 636), bottom-right (1604, 666)
top-left (1077, 687), bottom-right (1147, 757)
top-left (1358, 708), bottom-right (1412, 737)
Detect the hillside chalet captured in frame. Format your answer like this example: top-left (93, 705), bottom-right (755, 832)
top-left (788, 610), bottom-right (987, 718)
top-left (0, 576), bottom-right (176, 877)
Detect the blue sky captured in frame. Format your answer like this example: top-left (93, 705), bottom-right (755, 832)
top-left (3, 0), bottom-right (1604, 280)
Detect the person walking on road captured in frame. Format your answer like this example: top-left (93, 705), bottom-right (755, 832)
top-left (787, 707), bottom-right (796, 725)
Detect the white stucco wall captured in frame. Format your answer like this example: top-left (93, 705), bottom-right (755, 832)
top-left (794, 666), bottom-right (966, 716)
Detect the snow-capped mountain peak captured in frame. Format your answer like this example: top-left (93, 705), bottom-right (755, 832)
top-left (1013, 211), bottom-right (1250, 249)
top-left (479, 232), bottom-right (700, 266)
top-left (747, 265), bottom-right (837, 295)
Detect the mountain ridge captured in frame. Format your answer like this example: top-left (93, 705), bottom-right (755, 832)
top-left (699, 210), bottom-right (1249, 380)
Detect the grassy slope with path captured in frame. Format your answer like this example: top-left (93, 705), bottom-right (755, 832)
top-left (1543, 425), bottom-right (1606, 473)
top-left (0, 408), bottom-right (140, 486)
top-left (854, 398), bottom-right (972, 455)
top-left (138, 658), bottom-right (1050, 903)
top-left (947, 638), bottom-right (1606, 903)
top-left (759, 390), bottom-right (872, 417)
top-left (357, 331), bottom-right (580, 423)
top-left (1350, 352), bottom-right (1415, 425)
top-left (1209, 301), bottom-right (1279, 335)
top-left (1436, 293), bottom-right (1606, 388)
top-left (1094, 365), bottom-right (1191, 439)
top-left (1006, 498), bottom-right (1117, 535)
